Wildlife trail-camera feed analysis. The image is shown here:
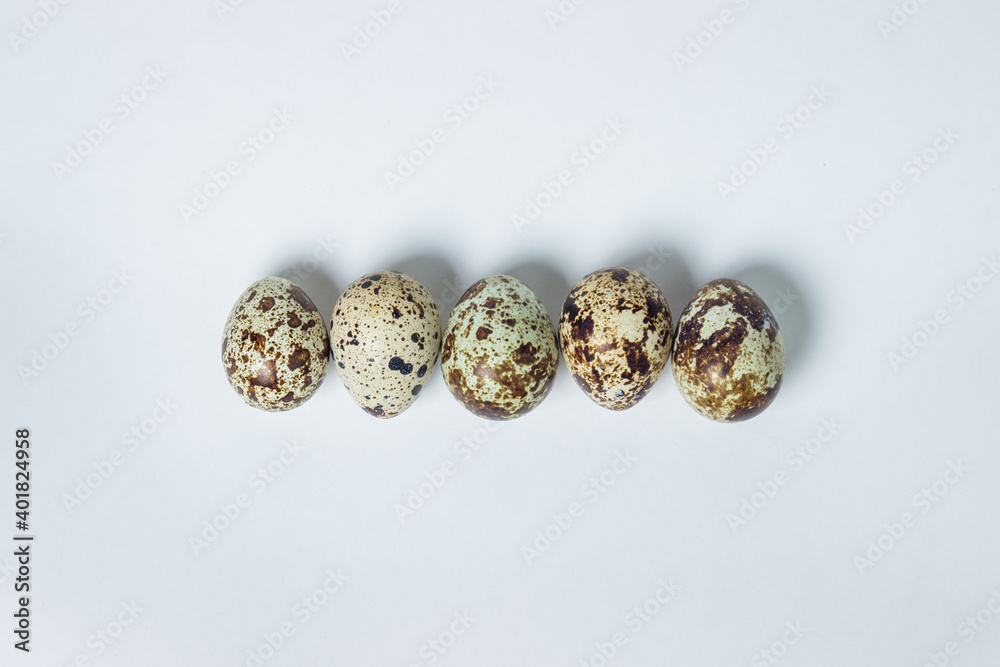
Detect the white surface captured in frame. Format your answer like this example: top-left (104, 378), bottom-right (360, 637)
top-left (2, 1), bottom-right (999, 665)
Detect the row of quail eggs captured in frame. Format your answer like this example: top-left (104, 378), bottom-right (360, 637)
top-left (221, 268), bottom-right (785, 422)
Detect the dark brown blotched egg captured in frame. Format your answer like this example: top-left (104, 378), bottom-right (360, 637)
top-left (559, 267), bottom-right (673, 410)
top-left (222, 277), bottom-right (330, 411)
top-left (441, 275), bottom-right (558, 420)
top-left (330, 271), bottom-right (441, 418)
top-left (671, 278), bottom-right (784, 422)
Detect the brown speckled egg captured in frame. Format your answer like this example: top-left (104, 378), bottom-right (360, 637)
top-left (330, 271), bottom-right (441, 418)
top-left (559, 267), bottom-right (672, 410)
top-left (441, 275), bottom-right (558, 420)
top-left (222, 277), bottom-right (330, 411)
top-left (672, 278), bottom-right (784, 422)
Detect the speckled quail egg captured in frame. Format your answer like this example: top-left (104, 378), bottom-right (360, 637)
top-left (672, 278), bottom-right (784, 422)
top-left (330, 271), bottom-right (441, 418)
top-left (559, 267), bottom-right (673, 410)
top-left (441, 275), bottom-right (558, 420)
top-left (222, 277), bottom-right (330, 411)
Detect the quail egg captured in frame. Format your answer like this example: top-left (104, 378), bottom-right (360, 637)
top-left (441, 275), bottom-right (558, 420)
top-left (222, 277), bottom-right (330, 411)
top-left (671, 278), bottom-right (784, 422)
top-left (559, 267), bottom-right (672, 409)
top-left (330, 271), bottom-right (441, 418)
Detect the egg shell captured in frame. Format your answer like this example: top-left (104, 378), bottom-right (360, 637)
top-left (330, 271), bottom-right (441, 418)
top-left (671, 278), bottom-right (784, 422)
top-left (559, 267), bottom-right (673, 410)
top-left (441, 275), bottom-right (558, 420)
top-left (222, 277), bottom-right (330, 412)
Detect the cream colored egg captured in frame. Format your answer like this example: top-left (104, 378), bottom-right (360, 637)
top-left (559, 267), bottom-right (672, 410)
top-left (441, 275), bottom-right (558, 420)
top-left (330, 271), bottom-right (441, 418)
top-left (222, 277), bottom-right (330, 411)
top-left (671, 279), bottom-right (784, 422)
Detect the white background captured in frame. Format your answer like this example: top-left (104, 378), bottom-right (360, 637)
top-left (2, 0), bottom-right (999, 665)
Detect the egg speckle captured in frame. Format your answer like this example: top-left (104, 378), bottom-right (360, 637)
top-left (559, 267), bottom-right (673, 409)
top-left (671, 278), bottom-right (784, 422)
top-left (330, 271), bottom-right (440, 418)
top-left (441, 275), bottom-right (557, 420)
top-left (222, 277), bottom-right (330, 411)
